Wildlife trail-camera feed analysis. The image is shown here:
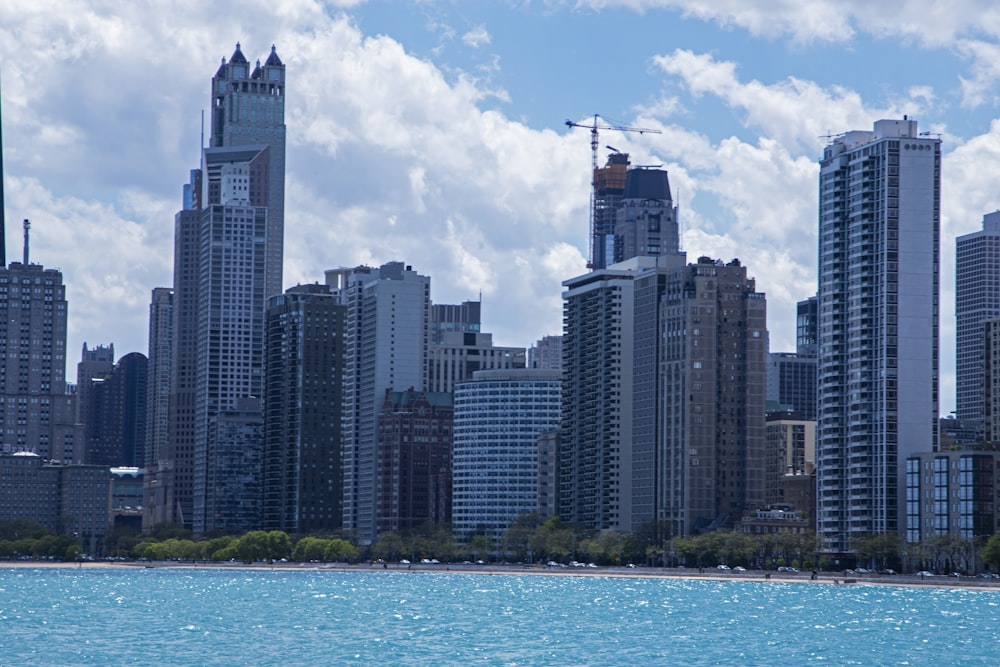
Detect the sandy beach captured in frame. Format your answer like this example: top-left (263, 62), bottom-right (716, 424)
top-left (4, 559), bottom-right (998, 591)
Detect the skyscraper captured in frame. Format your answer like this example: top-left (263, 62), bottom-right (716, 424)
top-left (143, 287), bottom-right (172, 530)
top-left (631, 256), bottom-right (767, 535)
top-left (209, 42), bottom-right (286, 300)
top-left (329, 261), bottom-right (430, 544)
top-left (613, 166), bottom-right (678, 265)
top-left (159, 44), bottom-right (286, 533)
top-left (85, 352), bottom-right (147, 467)
top-left (452, 369), bottom-right (561, 542)
top-left (955, 211), bottom-right (1000, 439)
top-left (263, 283), bottom-right (345, 533)
top-left (816, 118), bottom-right (940, 555)
top-left (0, 225), bottom-right (79, 463)
top-left (560, 259), bottom-right (643, 532)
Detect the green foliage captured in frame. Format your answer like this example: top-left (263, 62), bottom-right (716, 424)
top-left (982, 533), bottom-right (1000, 569)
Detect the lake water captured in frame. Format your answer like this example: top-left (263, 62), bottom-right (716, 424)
top-left (1, 567), bottom-right (998, 665)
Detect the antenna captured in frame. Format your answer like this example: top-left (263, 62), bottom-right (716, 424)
top-left (22, 218), bottom-right (29, 265)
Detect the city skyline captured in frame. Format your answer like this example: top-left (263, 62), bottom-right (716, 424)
top-left (8, 3), bottom-right (1000, 413)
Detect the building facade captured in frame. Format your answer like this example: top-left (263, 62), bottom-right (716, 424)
top-left (0, 256), bottom-right (79, 463)
top-left (452, 369), bottom-right (561, 542)
top-left (766, 353), bottom-right (817, 421)
top-left (263, 283), bottom-right (345, 533)
top-left (560, 261), bottom-right (644, 532)
top-left (816, 119), bottom-right (940, 554)
top-left (613, 167), bottom-right (678, 266)
top-left (955, 211), bottom-right (1000, 441)
top-left (905, 450), bottom-right (1000, 543)
top-left (85, 352), bottom-right (148, 467)
top-left (636, 256), bottom-right (767, 536)
top-left (143, 287), bottom-right (172, 530)
top-left (329, 262), bottom-right (430, 544)
top-left (375, 388), bottom-right (453, 534)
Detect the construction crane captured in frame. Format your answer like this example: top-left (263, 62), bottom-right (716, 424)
top-left (565, 115), bottom-right (661, 268)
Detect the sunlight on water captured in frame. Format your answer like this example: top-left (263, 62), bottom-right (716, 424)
top-left (0, 568), bottom-right (998, 665)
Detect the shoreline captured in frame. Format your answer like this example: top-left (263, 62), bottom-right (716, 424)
top-left (3, 559), bottom-right (998, 591)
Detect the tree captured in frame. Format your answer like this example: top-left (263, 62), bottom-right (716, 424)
top-left (266, 531), bottom-right (292, 561)
top-left (981, 533), bottom-right (1000, 571)
top-left (236, 531), bottom-right (270, 563)
top-left (293, 537), bottom-right (328, 562)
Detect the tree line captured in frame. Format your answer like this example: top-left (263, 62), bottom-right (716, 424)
top-left (6, 517), bottom-right (1000, 574)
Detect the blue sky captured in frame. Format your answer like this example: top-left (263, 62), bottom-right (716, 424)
top-left (4, 1), bottom-right (1000, 412)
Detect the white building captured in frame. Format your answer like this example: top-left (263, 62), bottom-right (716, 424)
top-left (816, 118), bottom-right (940, 555)
top-left (327, 262), bottom-right (430, 544)
top-left (452, 369), bottom-right (561, 543)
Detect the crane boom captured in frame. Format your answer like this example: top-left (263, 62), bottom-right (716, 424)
top-left (565, 115), bottom-right (662, 268)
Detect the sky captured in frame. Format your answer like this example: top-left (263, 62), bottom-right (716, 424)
top-left (5, 1), bottom-right (1000, 414)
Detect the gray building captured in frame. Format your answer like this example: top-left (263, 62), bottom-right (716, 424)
top-left (143, 287), bottom-right (172, 530)
top-left (955, 211), bottom-right (1000, 441)
top-left (263, 283), bottom-right (345, 533)
top-left (816, 119), bottom-right (940, 555)
top-left (906, 450), bottom-right (1000, 544)
top-left (766, 352), bottom-right (816, 421)
top-left (633, 256), bottom-right (767, 536)
top-left (162, 44), bottom-right (286, 535)
top-left (0, 451), bottom-right (109, 550)
top-left (0, 243), bottom-right (80, 464)
top-left (560, 259), bottom-right (646, 532)
top-left (613, 167), bottom-right (678, 266)
top-left (329, 262), bottom-right (430, 544)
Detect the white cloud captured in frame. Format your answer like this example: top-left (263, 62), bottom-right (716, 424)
top-left (582, 1), bottom-right (1000, 46)
top-left (462, 25), bottom-right (491, 48)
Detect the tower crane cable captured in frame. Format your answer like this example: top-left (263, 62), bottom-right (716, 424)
top-left (565, 115), bottom-right (662, 268)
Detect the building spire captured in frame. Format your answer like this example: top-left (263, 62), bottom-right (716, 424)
top-left (22, 218), bottom-right (29, 265)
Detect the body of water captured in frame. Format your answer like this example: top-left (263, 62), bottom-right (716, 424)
top-left (1, 567), bottom-right (998, 665)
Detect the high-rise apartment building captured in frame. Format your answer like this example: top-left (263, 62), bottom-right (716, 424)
top-left (955, 211), bottom-right (1000, 439)
top-left (375, 388), bottom-right (453, 534)
top-left (452, 369), bottom-right (561, 542)
top-left (796, 295), bottom-right (819, 357)
top-left (816, 118), bottom-right (940, 555)
top-left (159, 44), bottom-right (286, 533)
top-left (0, 244), bottom-right (79, 463)
top-left (560, 260), bottom-right (644, 532)
top-left (328, 262), bottom-right (430, 544)
top-left (631, 256), bottom-right (767, 535)
top-left (263, 283), bottom-right (345, 533)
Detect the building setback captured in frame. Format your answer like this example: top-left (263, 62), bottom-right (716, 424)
top-left (375, 388), bottom-right (453, 534)
top-left (263, 283), bottom-right (345, 533)
top-left (816, 119), bottom-right (940, 555)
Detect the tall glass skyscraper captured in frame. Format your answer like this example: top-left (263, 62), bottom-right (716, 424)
top-left (816, 119), bottom-right (940, 556)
